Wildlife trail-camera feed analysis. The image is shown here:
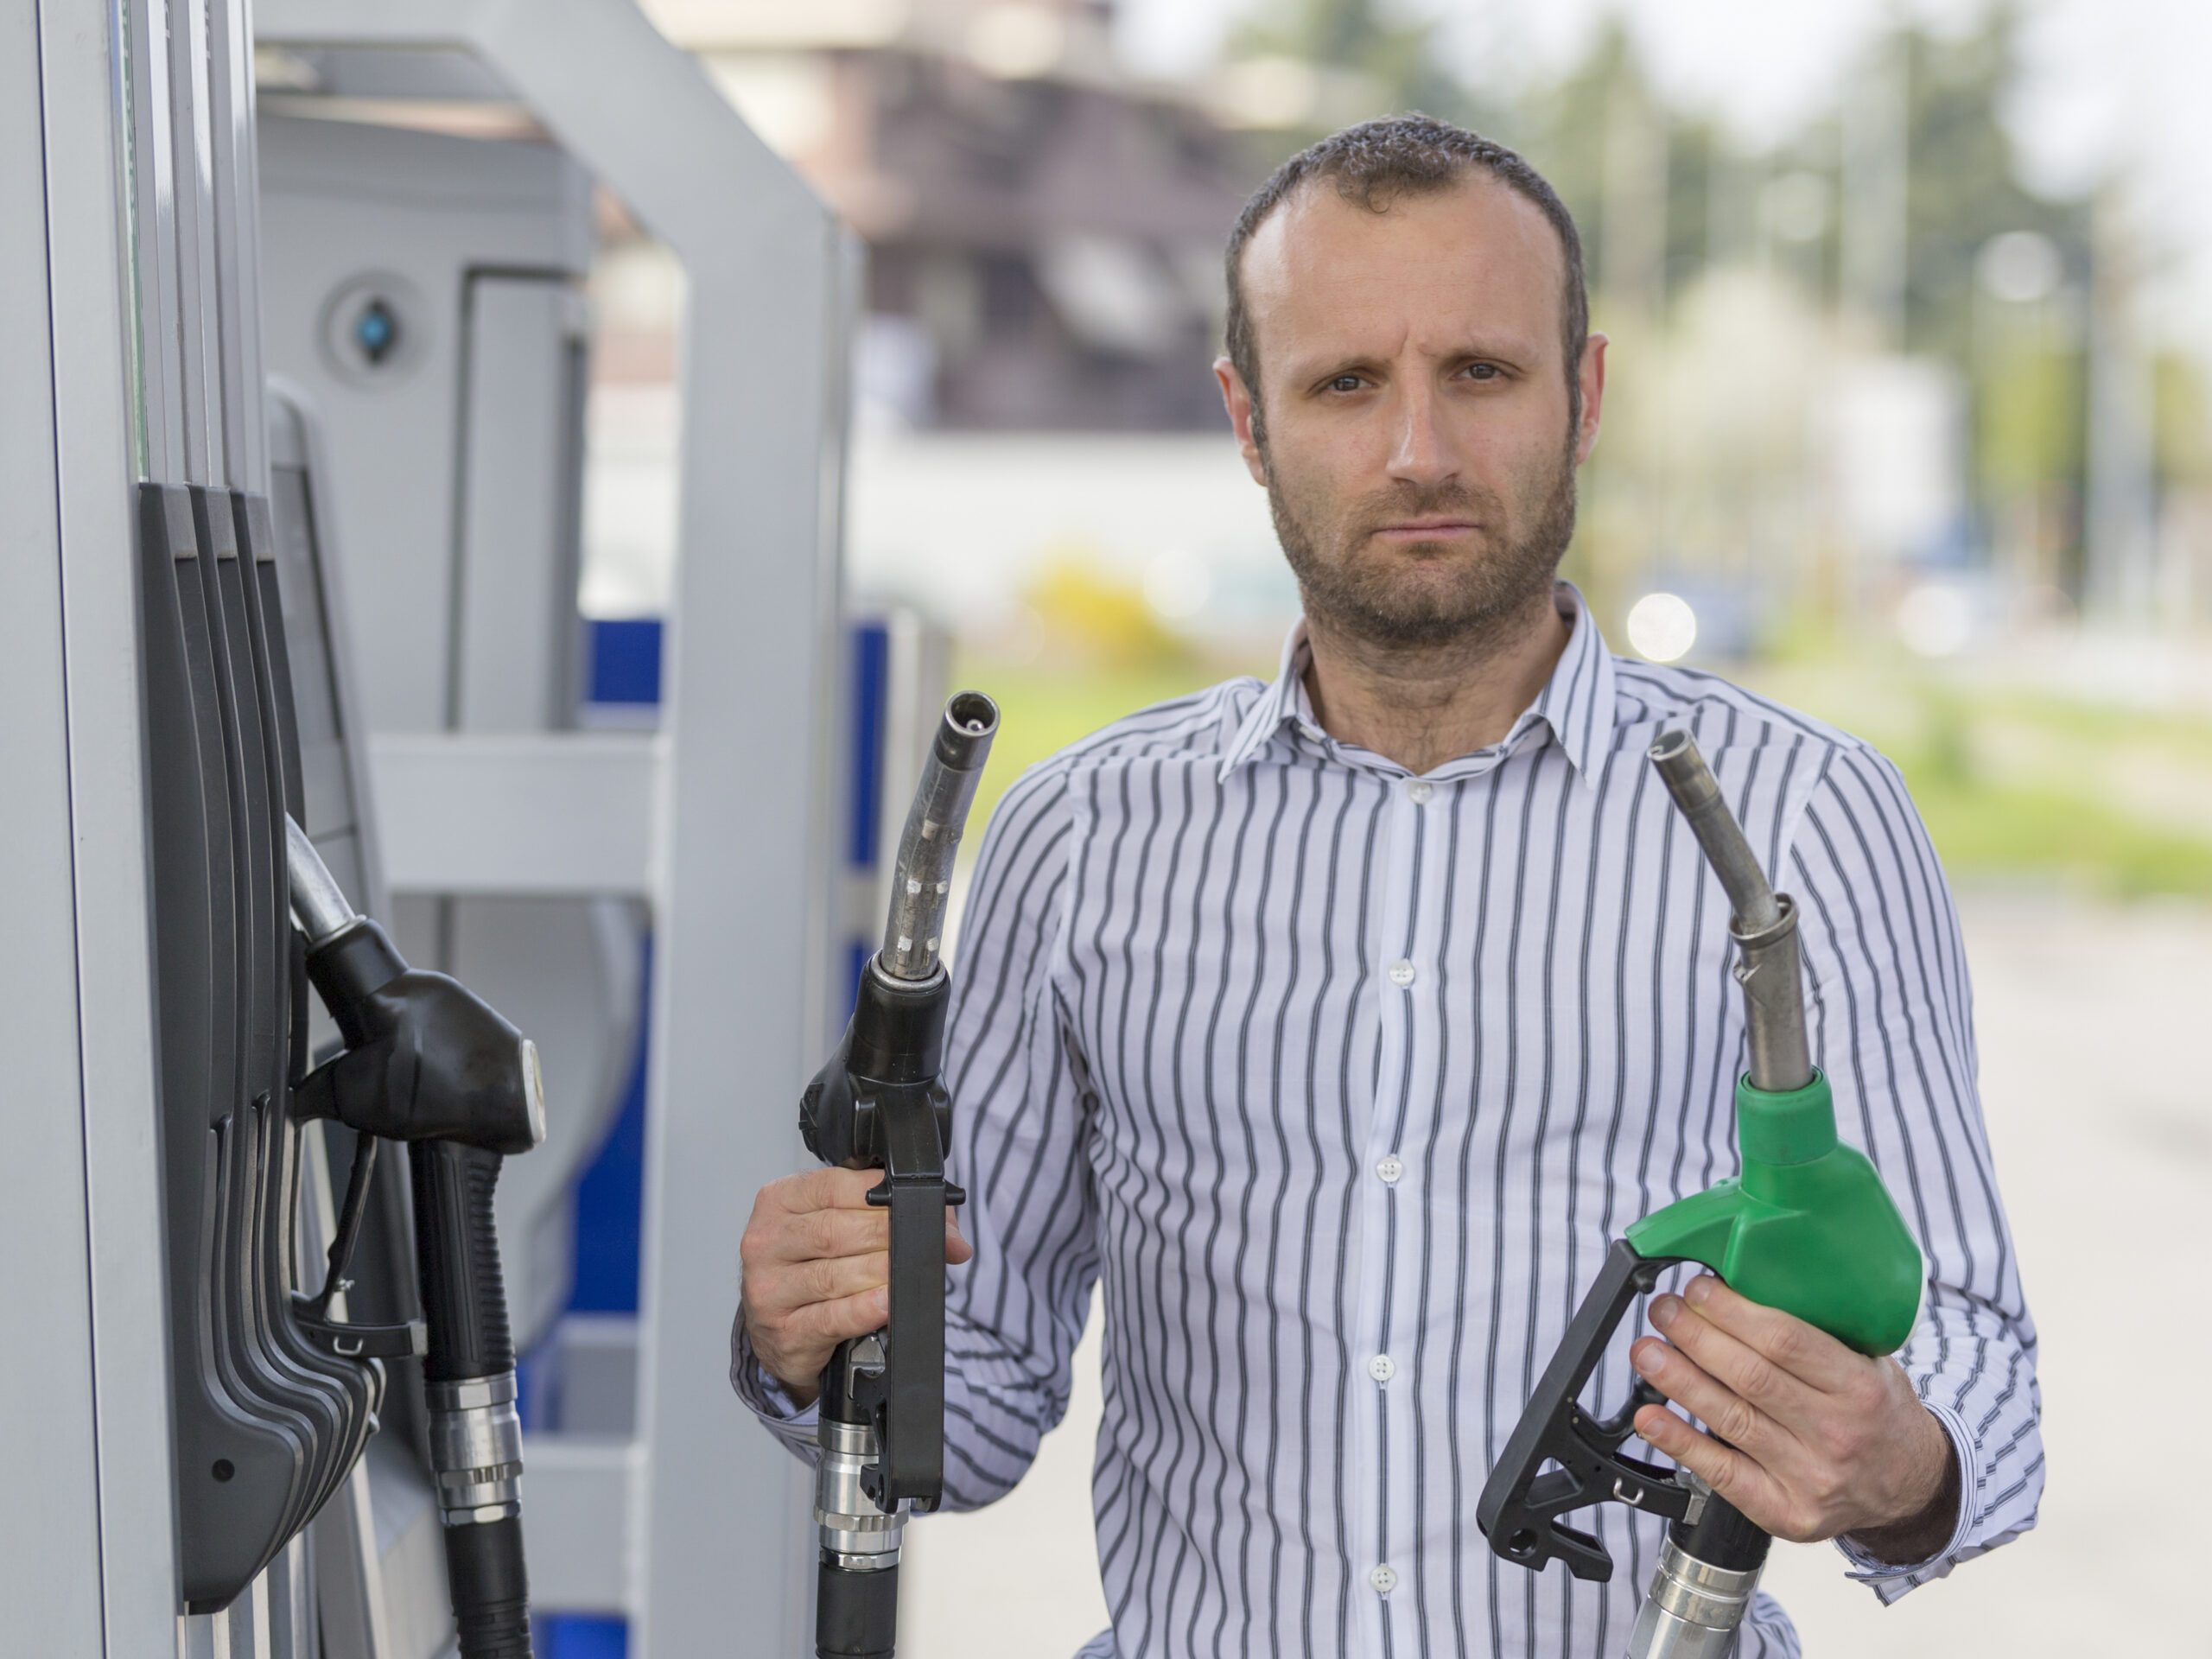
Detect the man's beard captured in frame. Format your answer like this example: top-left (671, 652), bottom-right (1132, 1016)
top-left (1263, 430), bottom-right (1580, 652)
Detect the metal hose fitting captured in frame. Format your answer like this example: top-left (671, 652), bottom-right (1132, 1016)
top-left (426, 1372), bottom-right (524, 1526)
top-left (1625, 1534), bottom-right (1763, 1658)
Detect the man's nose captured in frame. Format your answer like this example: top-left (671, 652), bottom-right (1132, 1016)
top-left (1386, 381), bottom-right (1459, 490)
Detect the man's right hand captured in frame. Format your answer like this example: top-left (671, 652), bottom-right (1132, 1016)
top-left (738, 1166), bottom-right (974, 1408)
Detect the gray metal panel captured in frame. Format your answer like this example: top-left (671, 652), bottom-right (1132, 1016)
top-left (256, 8), bottom-right (851, 1651)
top-left (29, 0), bottom-right (191, 1650)
top-left (0, 6), bottom-right (111, 1649)
top-left (124, 0), bottom-right (185, 481)
top-left (366, 734), bottom-right (658, 895)
top-left (455, 277), bottom-right (586, 730)
top-left (260, 116), bottom-right (636, 1357)
top-left (266, 380), bottom-right (391, 921)
top-left (255, 113), bottom-right (587, 733)
top-left (517, 1438), bottom-right (639, 1616)
top-left (205, 0), bottom-right (269, 492)
top-left (168, 0), bottom-right (221, 482)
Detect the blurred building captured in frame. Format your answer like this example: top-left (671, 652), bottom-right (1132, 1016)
top-left (646, 0), bottom-right (1258, 430)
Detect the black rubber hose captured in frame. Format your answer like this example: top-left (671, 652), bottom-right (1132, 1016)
top-left (443, 1515), bottom-right (533, 1658)
top-left (412, 1139), bottom-right (531, 1656)
top-left (817, 1560), bottom-right (899, 1659)
top-left (410, 1141), bottom-right (514, 1382)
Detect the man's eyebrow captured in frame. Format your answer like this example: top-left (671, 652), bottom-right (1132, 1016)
top-left (1287, 352), bottom-right (1388, 385)
top-left (1287, 340), bottom-right (1539, 384)
top-left (1435, 337), bottom-right (1538, 366)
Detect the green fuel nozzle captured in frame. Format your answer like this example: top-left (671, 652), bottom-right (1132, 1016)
top-left (1624, 1069), bottom-right (1921, 1358)
top-left (1478, 732), bottom-right (1923, 1658)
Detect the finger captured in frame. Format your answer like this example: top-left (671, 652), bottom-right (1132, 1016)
top-left (1649, 1294), bottom-right (1819, 1423)
top-left (754, 1249), bottom-right (893, 1313)
top-left (1681, 1276), bottom-right (1862, 1393)
top-left (1630, 1336), bottom-right (1784, 1460)
top-left (779, 1205), bottom-right (890, 1263)
top-left (785, 1284), bottom-right (892, 1351)
top-left (774, 1166), bottom-right (888, 1215)
top-left (947, 1218), bottom-right (974, 1264)
top-left (1633, 1403), bottom-right (1791, 1535)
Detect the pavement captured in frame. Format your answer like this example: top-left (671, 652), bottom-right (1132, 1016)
top-left (897, 887), bottom-right (2212, 1656)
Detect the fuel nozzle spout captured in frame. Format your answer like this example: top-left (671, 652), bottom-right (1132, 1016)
top-left (880, 692), bottom-right (999, 984)
top-left (1648, 730), bottom-right (1811, 1093)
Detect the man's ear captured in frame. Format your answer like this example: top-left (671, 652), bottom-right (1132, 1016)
top-left (1573, 333), bottom-right (1610, 466)
top-left (1214, 356), bottom-right (1270, 486)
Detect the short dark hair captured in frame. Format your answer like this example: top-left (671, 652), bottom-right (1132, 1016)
top-left (1224, 114), bottom-right (1589, 423)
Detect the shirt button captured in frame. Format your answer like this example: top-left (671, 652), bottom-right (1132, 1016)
top-left (1370, 1564), bottom-right (1398, 1595)
top-left (1388, 959), bottom-right (1416, 988)
top-left (1376, 1154), bottom-right (1403, 1184)
top-left (1406, 779), bottom-right (1433, 804)
top-left (1368, 1354), bottom-right (1396, 1383)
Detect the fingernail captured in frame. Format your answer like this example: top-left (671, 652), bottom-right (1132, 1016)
top-left (1649, 1294), bottom-right (1679, 1331)
top-left (1687, 1276), bottom-right (1714, 1307)
top-left (1632, 1341), bottom-right (1662, 1376)
top-left (874, 1287), bottom-right (890, 1316)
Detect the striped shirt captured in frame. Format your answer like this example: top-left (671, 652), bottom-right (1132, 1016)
top-left (733, 582), bottom-right (2043, 1657)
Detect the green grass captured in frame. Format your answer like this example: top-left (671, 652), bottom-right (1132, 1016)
top-left (953, 647), bottom-right (2212, 903)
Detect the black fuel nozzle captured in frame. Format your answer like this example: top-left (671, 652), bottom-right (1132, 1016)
top-left (806, 692), bottom-right (997, 1659)
top-left (286, 816), bottom-right (543, 1659)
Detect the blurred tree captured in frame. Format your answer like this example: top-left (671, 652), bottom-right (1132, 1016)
top-left (1224, 0), bottom-right (1479, 148)
top-left (1896, 5), bottom-right (2088, 364)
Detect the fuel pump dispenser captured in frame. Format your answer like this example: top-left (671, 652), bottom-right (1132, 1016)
top-left (1478, 730), bottom-right (1925, 1657)
top-left (799, 692), bottom-right (1000, 1659)
top-left (286, 816), bottom-right (548, 1657)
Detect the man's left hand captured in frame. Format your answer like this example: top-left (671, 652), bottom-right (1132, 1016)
top-left (1630, 1274), bottom-right (1960, 1564)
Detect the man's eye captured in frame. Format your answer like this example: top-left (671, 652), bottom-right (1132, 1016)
top-left (1326, 374), bottom-right (1365, 393)
top-left (1463, 362), bottom-right (1500, 381)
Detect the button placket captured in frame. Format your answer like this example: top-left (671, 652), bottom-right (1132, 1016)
top-left (1359, 766), bottom-right (1430, 1645)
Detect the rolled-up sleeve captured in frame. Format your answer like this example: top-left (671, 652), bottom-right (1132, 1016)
top-left (1787, 743), bottom-right (2044, 1602)
top-left (730, 755), bottom-right (1101, 1514)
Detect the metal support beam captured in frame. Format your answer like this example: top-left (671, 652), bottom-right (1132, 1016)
top-left (6, 3), bottom-right (188, 1652)
top-left (369, 734), bottom-right (662, 897)
top-left (521, 1436), bottom-right (643, 1618)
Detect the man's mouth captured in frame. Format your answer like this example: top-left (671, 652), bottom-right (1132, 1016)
top-left (1371, 518), bottom-right (1480, 542)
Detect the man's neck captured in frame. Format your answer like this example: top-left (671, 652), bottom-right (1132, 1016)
top-left (1300, 587), bottom-right (1573, 777)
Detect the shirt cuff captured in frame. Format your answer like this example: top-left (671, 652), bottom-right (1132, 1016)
top-left (1834, 1397), bottom-right (1977, 1586)
top-left (728, 1308), bottom-right (823, 1460)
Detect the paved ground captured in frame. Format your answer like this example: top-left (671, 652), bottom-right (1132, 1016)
top-left (897, 889), bottom-right (2212, 1656)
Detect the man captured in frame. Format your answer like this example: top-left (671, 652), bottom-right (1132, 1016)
top-left (734, 117), bottom-right (2041, 1656)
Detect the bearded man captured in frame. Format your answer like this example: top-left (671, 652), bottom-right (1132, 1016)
top-left (732, 116), bottom-right (2042, 1656)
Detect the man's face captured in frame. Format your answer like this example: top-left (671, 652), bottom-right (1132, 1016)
top-left (1218, 175), bottom-right (1606, 651)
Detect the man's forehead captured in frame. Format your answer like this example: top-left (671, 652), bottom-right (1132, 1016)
top-left (1242, 172), bottom-right (1564, 359)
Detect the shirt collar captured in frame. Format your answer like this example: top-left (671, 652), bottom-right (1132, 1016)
top-left (1216, 580), bottom-right (1617, 789)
